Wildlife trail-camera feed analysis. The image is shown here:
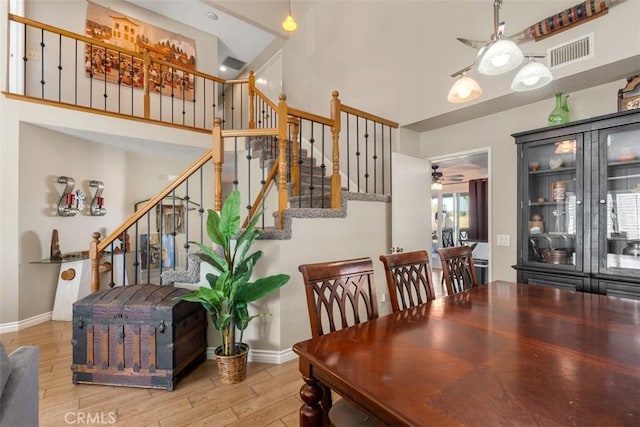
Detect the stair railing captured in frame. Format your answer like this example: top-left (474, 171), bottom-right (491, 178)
top-left (6, 14), bottom-right (248, 131)
top-left (88, 118), bottom-right (283, 291)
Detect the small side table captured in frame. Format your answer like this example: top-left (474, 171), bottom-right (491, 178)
top-left (32, 253), bottom-right (128, 321)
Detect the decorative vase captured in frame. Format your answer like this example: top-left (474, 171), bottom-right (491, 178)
top-left (548, 93), bottom-right (570, 125)
top-left (215, 343), bottom-right (249, 384)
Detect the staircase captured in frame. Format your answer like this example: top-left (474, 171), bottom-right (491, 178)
top-left (249, 136), bottom-right (334, 210)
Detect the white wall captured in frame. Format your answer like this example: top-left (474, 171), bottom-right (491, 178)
top-left (274, 0), bottom-right (640, 126)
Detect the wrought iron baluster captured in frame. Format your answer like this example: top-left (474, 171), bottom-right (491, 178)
top-left (181, 70), bottom-right (187, 126)
top-left (133, 222), bottom-right (140, 284)
top-left (381, 123), bottom-right (385, 194)
top-left (321, 126), bottom-right (326, 208)
top-left (364, 119), bottom-right (370, 193)
top-left (146, 212), bottom-right (151, 284)
top-left (199, 168), bottom-right (204, 243)
top-left (39, 29), bottom-right (45, 98)
top-left (356, 116), bottom-right (361, 192)
top-left (309, 120), bottom-right (315, 207)
top-left (388, 126), bottom-right (393, 194)
top-left (297, 120), bottom-right (303, 207)
top-left (22, 23), bottom-right (26, 94)
top-left (57, 34), bottom-right (62, 102)
top-left (233, 137), bottom-right (239, 190)
top-left (246, 138), bottom-right (253, 219)
top-left (102, 47), bottom-right (107, 110)
top-left (184, 180), bottom-right (190, 258)
top-left (192, 74), bottom-right (196, 128)
top-left (89, 44), bottom-right (95, 108)
top-left (373, 122), bottom-right (378, 194)
top-left (346, 113), bottom-right (351, 192)
top-left (74, 39), bottom-right (78, 107)
top-left (117, 51), bottom-right (121, 113)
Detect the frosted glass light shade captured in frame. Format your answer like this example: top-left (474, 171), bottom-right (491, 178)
top-left (511, 60), bottom-right (553, 91)
top-left (478, 39), bottom-right (524, 76)
top-left (282, 15), bottom-right (297, 32)
top-left (431, 181), bottom-right (443, 191)
top-left (447, 76), bottom-right (482, 103)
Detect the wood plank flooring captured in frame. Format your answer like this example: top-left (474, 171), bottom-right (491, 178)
top-left (0, 321), bottom-right (302, 427)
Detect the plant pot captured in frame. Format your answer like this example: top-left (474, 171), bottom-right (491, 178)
top-left (215, 343), bottom-right (249, 384)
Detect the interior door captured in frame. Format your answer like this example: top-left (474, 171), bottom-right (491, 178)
top-left (391, 153), bottom-right (430, 253)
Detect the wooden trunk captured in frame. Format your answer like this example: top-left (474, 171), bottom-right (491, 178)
top-left (71, 284), bottom-right (207, 391)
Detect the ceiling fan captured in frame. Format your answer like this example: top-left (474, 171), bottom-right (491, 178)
top-left (432, 165), bottom-right (465, 189)
top-left (450, 0), bottom-right (622, 86)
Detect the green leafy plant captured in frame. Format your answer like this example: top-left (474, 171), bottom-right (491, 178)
top-left (179, 190), bottom-right (290, 356)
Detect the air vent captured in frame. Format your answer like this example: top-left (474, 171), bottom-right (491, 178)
top-left (547, 33), bottom-right (594, 69)
top-left (222, 56), bottom-right (246, 70)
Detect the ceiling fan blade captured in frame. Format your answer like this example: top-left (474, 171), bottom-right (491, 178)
top-left (456, 37), bottom-right (490, 49)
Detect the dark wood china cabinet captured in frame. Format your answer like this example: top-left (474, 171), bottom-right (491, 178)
top-left (513, 109), bottom-right (640, 299)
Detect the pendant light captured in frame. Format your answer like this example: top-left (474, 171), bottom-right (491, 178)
top-left (447, 65), bottom-right (482, 104)
top-left (511, 56), bottom-right (553, 91)
top-left (282, 0), bottom-right (297, 32)
top-left (477, 37), bottom-right (524, 75)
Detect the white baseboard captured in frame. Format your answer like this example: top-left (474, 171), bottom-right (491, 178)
top-left (0, 311), bottom-right (52, 334)
top-left (205, 346), bottom-right (297, 364)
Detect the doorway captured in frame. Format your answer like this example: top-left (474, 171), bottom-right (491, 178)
top-left (429, 148), bottom-right (491, 284)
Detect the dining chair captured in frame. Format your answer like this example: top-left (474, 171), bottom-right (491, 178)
top-left (298, 257), bottom-right (380, 427)
top-left (441, 227), bottom-right (455, 248)
top-left (458, 227), bottom-right (469, 246)
top-left (436, 245), bottom-right (478, 296)
top-left (379, 250), bottom-right (436, 312)
top-left (439, 227), bottom-right (456, 286)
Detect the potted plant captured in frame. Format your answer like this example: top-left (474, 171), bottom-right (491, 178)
top-left (178, 190), bottom-right (290, 383)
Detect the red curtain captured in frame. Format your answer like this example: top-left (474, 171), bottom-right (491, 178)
top-left (468, 179), bottom-right (488, 241)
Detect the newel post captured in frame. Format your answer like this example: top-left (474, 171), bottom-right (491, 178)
top-left (248, 71), bottom-right (256, 129)
top-left (330, 91), bottom-right (342, 209)
top-left (213, 117), bottom-right (224, 213)
top-left (288, 116), bottom-right (301, 196)
top-left (277, 94), bottom-right (290, 229)
top-left (89, 232), bottom-right (101, 293)
top-left (142, 50), bottom-right (151, 119)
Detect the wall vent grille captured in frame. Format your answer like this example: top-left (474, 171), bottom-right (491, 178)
top-left (547, 33), bottom-right (594, 69)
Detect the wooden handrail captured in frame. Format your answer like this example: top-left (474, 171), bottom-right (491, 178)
top-left (9, 14), bottom-right (144, 59)
top-left (242, 161), bottom-right (279, 228)
top-left (287, 107), bottom-right (334, 127)
top-left (1, 92), bottom-right (212, 134)
top-left (254, 87), bottom-right (279, 111)
top-left (95, 149), bottom-right (214, 253)
top-left (221, 128), bottom-right (279, 138)
top-left (340, 104), bottom-right (399, 128)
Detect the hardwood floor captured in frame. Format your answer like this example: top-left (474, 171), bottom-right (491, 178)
top-left (0, 321), bottom-right (302, 426)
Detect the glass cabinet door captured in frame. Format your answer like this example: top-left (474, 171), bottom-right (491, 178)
top-left (598, 123), bottom-right (640, 278)
top-left (522, 135), bottom-right (583, 271)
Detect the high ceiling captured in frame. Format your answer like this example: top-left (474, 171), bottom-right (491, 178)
top-left (124, 0), bottom-right (280, 80)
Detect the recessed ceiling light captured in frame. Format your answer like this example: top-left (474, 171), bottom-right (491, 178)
top-left (207, 11), bottom-right (218, 21)
top-left (219, 65), bottom-right (227, 72)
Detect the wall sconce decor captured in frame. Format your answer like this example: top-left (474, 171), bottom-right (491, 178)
top-left (89, 180), bottom-right (107, 216)
top-left (57, 176), bottom-right (78, 216)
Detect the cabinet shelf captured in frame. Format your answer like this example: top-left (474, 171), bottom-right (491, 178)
top-left (608, 159), bottom-right (640, 168)
top-left (528, 201), bottom-right (570, 206)
top-left (529, 167), bottom-right (576, 176)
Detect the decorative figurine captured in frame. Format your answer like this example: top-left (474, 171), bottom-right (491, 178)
top-left (50, 229), bottom-right (62, 260)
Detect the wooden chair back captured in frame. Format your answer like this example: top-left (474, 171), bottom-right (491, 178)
top-left (379, 250), bottom-right (436, 312)
top-left (298, 257), bottom-right (379, 337)
top-left (436, 245), bottom-right (478, 296)
top-left (442, 227), bottom-right (455, 247)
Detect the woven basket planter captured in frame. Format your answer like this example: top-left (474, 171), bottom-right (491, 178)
top-left (215, 343), bottom-right (249, 384)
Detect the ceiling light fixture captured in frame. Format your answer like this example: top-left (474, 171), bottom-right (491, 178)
top-left (511, 56), bottom-right (553, 91)
top-left (282, 0), bottom-right (297, 32)
top-left (206, 11), bottom-right (218, 21)
top-left (448, 0), bottom-right (553, 103)
top-left (447, 66), bottom-right (483, 103)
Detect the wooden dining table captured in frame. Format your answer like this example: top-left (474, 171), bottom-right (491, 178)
top-left (292, 280), bottom-right (640, 426)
